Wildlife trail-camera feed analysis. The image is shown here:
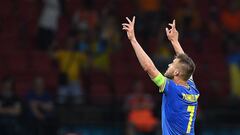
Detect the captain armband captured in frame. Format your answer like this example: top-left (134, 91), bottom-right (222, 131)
top-left (152, 73), bottom-right (165, 86)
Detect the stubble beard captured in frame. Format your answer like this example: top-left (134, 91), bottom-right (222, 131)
top-left (164, 71), bottom-right (174, 79)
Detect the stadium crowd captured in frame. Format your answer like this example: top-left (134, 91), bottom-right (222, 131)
top-left (0, 0), bottom-right (240, 134)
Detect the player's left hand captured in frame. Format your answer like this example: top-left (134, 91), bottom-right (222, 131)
top-left (166, 19), bottom-right (179, 42)
top-left (122, 16), bottom-right (136, 41)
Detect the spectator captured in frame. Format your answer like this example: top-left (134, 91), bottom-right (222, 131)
top-left (26, 77), bottom-right (57, 135)
top-left (37, 0), bottom-right (61, 50)
top-left (89, 16), bottom-right (121, 73)
top-left (89, 30), bottom-right (110, 73)
top-left (51, 36), bottom-right (88, 104)
top-left (220, 1), bottom-right (240, 33)
top-left (0, 77), bottom-right (22, 135)
top-left (151, 29), bottom-right (172, 72)
top-left (174, 0), bottom-right (201, 36)
top-left (100, 16), bottom-right (121, 51)
top-left (152, 40), bottom-right (172, 72)
top-left (134, 0), bottom-right (161, 37)
top-left (137, 0), bottom-right (160, 13)
top-left (220, 0), bottom-right (240, 54)
top-left (229, 54), bottom-right (240, 98)
top-left (124, 81), bottom-right (160, 135)
top-left (86, 15), bottom-right (122, 73)
top-left (75, 30), bottom-right (90, 53)
top-left (70, 1), bottom-right (98, 35)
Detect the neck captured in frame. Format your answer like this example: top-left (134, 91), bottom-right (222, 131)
top-left (173, 77), bottom-right (188, 87)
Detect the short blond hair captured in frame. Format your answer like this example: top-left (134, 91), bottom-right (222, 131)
top-left (175, 53), bottom-right (195, 81)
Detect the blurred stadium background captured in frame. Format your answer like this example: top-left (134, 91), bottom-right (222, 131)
top-left (0, 0), bottom-right (240, 135)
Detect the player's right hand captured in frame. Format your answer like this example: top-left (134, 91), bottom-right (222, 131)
top-left (166, 20), bottom-right (179, 42)
top-left (122, 16), bottom-right (136, 41)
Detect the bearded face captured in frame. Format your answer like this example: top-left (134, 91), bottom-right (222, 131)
top-left (164, 59), bottom-right (179, 79)
top-left (164, 65), bottom-right (174, 79)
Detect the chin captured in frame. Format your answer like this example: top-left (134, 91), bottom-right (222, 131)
top-left (164, 72), bottom-right (173, 79)
top-left (164, 72), bottom-right (167, 76)
top-left (166, 76), bottom-right (173, 79)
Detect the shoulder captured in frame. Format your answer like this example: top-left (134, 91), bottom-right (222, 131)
top-left (187, 80), bottom-right (200, 95)
top-left (187, 79), bottom-right (196, 87)
top-left (163, 79), bottom-right (180, 94)
top-left (166, 79), bottom-right (178, 88)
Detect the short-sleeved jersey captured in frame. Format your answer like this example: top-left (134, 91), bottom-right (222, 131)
top-left (161, 78), bottom-right (199, 135)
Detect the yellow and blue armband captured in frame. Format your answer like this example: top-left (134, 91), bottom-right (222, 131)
top-left (152, 73), bottom-right (166, 93)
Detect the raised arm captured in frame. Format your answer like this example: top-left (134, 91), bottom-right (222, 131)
top-left (166, 20), bottom-right (194, 80)
top-left (166, 20), bottom-right (184, 55)
top-left (122, 16), bottom-right (160, 79)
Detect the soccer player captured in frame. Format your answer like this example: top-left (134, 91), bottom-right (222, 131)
top-left (122, 16), bottom-right (200, 135)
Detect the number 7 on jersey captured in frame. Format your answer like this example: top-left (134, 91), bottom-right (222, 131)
top-left (187, 106), bottom-right (195, 133)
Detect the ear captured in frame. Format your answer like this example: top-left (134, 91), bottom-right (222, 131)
top-left (174, 70), bottom-right (180, 76)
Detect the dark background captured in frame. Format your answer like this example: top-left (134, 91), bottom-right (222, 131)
top-left (0, 0), bottom-right (240, 134)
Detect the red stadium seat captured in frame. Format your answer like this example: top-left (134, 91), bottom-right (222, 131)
top-left (17, 0), bottom-right (39, 21)
top-left (0, 17), bottom-right (20, 40)
top-left (117, 0), bottom-right (135, 17)
top-left (4, 52), bottom-right (29, 75)
top-left (110, 49), bottom-right (131, 62)
top-left (146, 37), bottom-right (158, 54)
top-left (40, 71), bottom-right (58, 94)
top-left (88, 70), bottom-right (110, 84)
top-left (196, 0), bottom-right (210, 21)
top-left (92, 0), bottom-right (109, 11)
top-left (111, 57), bottom-right (130, 76)
top-left (30, 51), bottom-right (54, 74)
top-left (15, 81), bottom-right (32, 98)
top-left (0, 41), bottom-right (18, 52)
top-left (0, 1), bottom-right (13, 17)
top-left (111, 66), bottom-right (129, 78)
top-left (89, 83), bottom-right (112, 105)
top-left (65, 0), bottom-right (83, 15)
top-left (56, 16), bottom-right (70, 43)
top-left (202, 38), bottom-right (222, 54)
top-left (113, 77), bottom-right (133, 100)
top-left (17, 0), bottom-right (40, 36)
top-left (0, 65), bottom-right (8, 80)
top-left (129, 61), bottom-right (147, 79)
top-left (142, 78), bottom-right (158, 94)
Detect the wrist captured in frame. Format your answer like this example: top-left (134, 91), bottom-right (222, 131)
top-left (130, 37), bottom-right (137, 43)
top-left (170, 39), bottom-right (179, 44)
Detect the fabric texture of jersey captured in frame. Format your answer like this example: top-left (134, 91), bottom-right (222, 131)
top-left (161, 78), bottom-right (199, 135)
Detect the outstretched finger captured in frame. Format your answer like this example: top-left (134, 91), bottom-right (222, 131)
top-left (132, 16), bottom-right (136, 25)
top-left (126, 17), bottom-right (132, 24)
top-left (168, 23), bottom-right (174, 28)
top-left (173, 19), bottom-right (176, 27)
